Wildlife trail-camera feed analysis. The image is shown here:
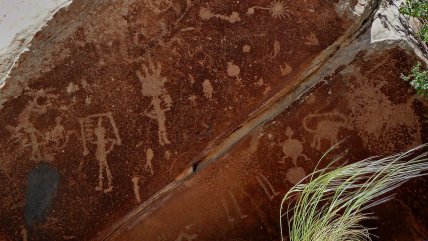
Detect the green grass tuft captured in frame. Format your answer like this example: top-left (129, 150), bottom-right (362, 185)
top-left (280, 144), bottom-right (428, 241)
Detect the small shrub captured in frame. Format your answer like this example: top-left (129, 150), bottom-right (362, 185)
top-left (401, 62), bottom-right (428, 97)
top-left (400, 0), bottom-right (428, 18)
top-left (418, 24), bottom-right (428, 43)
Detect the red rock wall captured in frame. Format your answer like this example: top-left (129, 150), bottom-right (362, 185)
top-left (109, 45), bottom-right (428, 241)
top-left (2, 0), bottom-right (428, 240)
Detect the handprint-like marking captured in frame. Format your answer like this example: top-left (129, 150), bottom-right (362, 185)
top-left (137, 58), bottom-right (172, 146)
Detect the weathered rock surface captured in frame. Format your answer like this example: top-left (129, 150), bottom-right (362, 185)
top-left (0, 0), bottom-right (427, 240)
top-left (0, 0), bottom-right (72, 86)
top-left (110, 42), bottom-right (428, 241)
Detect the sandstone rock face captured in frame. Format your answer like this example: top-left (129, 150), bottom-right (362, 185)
top-left (0, 0), bottom-right (72, 86)
top-left (0, 0), bottom-right (427, 240)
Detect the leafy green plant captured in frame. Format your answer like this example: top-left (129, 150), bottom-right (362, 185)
top-left (401, 62), bottom-right (428, 97)
top-left (400, 0), bottom-right (428, 18)
top-left (400, 0), bottom-right (428, 43)
top-left (418, 24), bottom-right (428, 43)
top-left (280, 144), bottom-right (428, 241)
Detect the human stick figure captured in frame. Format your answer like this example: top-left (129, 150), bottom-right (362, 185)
top-left (79, 112), bottom-right (121, 193)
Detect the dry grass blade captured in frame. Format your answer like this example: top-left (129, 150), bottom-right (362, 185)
top-left (280, 144), bottom-right (428, 241)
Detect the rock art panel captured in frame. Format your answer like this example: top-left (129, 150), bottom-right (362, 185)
top-left (110, 47), bottom-right (428, 241)
top-left (0, 0), bottom-right (375, 240)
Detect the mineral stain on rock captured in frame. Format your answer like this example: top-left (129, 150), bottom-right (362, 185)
top-left (24, 163), bottom-right (59, 227)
